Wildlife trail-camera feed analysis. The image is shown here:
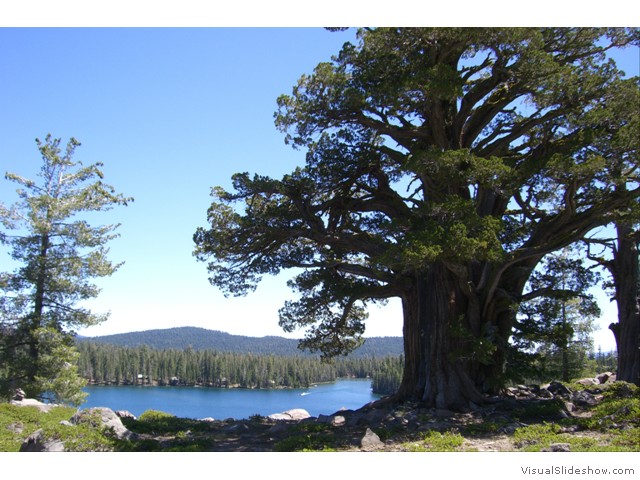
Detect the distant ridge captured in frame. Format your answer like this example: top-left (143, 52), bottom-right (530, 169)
top-left (76, 326), bottom-right (403, 358)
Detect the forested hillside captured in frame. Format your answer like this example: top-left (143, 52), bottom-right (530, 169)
top-left (76, 341), bottom-right (404, 392)
top-left (75, 328), bottom-right (616, 394)
top-left (76, 327), bottom-right (403, 357)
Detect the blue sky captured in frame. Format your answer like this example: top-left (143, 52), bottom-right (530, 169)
top-left (1, 27), bottom-right (637, 351)
top-left (0, 28), bottom-right (385, 340)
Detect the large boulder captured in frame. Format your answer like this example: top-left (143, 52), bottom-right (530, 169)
top-left (71, 407), bottom-right (135, 440)
top-left (545, 381), bottom-right (572, 397)
top-left (10, 398), bottom-right (55, 413)
top-left (596, 372), bottom-right (615, 384)
top-left (360, 428), bottom-right (384, 451)
top-left (571, 390), bottom-right (600, 408)
top-left (575, 378), bottom-right (599, 386)
top-left (268, 408), bottom-right (311, 421)
top-left (115, 410), bottom-right (137, 421)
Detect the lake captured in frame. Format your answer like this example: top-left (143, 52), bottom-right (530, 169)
top-left (82, 378), bottom-right (379, 420)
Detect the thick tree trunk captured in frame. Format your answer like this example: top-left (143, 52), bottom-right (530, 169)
top-left (397, 263), bottom-right (499, 410)
top-left (611, 224), bottom-right (640, 386)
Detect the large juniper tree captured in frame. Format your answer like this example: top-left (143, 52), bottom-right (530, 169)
top-left (0, 135), bottom-right (131, 402)
top-left (194, 28), bottom-right (639, 409)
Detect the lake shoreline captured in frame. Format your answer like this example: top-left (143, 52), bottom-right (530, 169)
top-left (82, 378), bottom-right (380, 420)
top-left (84, 375), bottom-right (369, 390)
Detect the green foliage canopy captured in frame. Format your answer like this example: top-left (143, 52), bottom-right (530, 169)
top-left (195, 28), bottom-right (638, 348)
top-left (195, 28), bottom-right (638, 405)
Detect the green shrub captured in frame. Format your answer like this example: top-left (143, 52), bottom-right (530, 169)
top-left (579, 386), bottom-right (640, 431)
top-left (513, 398), bottom-right (567, 421)
top-left (404, 430), bottom-right (465, 452)
top-left (138, 409), bottom-right (176, 422)
top-left (610, 428), bottom-right (640, 450)
top-left (128, 409), bottom-right (212, 437)
top-left (0, 403), bottom-right (116, 452)
top-left (274, 423), bottom-right (336, 452)
top-left (513, 423), bottom-right (561, 450)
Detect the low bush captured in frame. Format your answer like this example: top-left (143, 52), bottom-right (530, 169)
top-left (0, 403), bottom-right (116, 452)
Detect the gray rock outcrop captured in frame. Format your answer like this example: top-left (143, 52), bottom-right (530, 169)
top-left (571, 390), bottom-right (599, 407)
top-left (71, 407), bottom-right (135, 440)
top-left (10, 398), bottom-right (56, 413)
top-left (268, 408), bottom-right (311, 421)
top-left (575, 378), bottom-right (599, 386)
top-left (20, 429), bottom-right (65, 452)
top-left (596, 372), bottom-right (615, 384)
top-left (546, 381), bottom-right (572, 397)
top-left (360, 427), bottom-right (384, 451)
top-left (115, 410), bottom-right (137, 421)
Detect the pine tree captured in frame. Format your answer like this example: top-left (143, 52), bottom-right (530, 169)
top-left (0, 135), bottom-right (131, 402)
top-left (514, 249), bottom-right (600, 382)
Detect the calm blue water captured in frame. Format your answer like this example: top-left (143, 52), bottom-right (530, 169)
top-left (82, 379), bottom-right (379, 420)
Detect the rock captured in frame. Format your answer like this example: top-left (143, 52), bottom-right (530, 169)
top-left (10, 398), bottom-right (55, 413)
top-left (59, 420), bottom-right (74, 427)
top-left (360, 427), bottom-right (384, 451)
top-left (115, 410), bottom-right (137, 420)
top-left (546, 381), bottom-right (572, 397)
top-left (506, 387), bottom-right (519, 397)
top-left (538, 389), bottom-right (554, 399)
top-left (199, 417), bottom-right (215, 423)
top-left (20, 429), bottom-right (65, 452)
top-left (331, 415), bottom-right (346, 426)
top-left (596, 372), bottom-right (614, 384)
top-left (318, 414), bottom-right (346, 426)
top-left (575, 378), bottom-right (599, 386)
top-left (571, 390), bottom-right (599, 407)
top-left (546, 443), bottom-right (571, 452)
top-left (7, 422), bottom-right (24, 434)
top-left (560, 425), bottom-right (580, 433)
top-left (506, 385), bottom-right (537, 398)
top-left (71, 407), bottom-right (135, 440)
top-left (12, 389), bottom-right (26, 401)
top-left (268, 408), bottom-right (311, 421)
